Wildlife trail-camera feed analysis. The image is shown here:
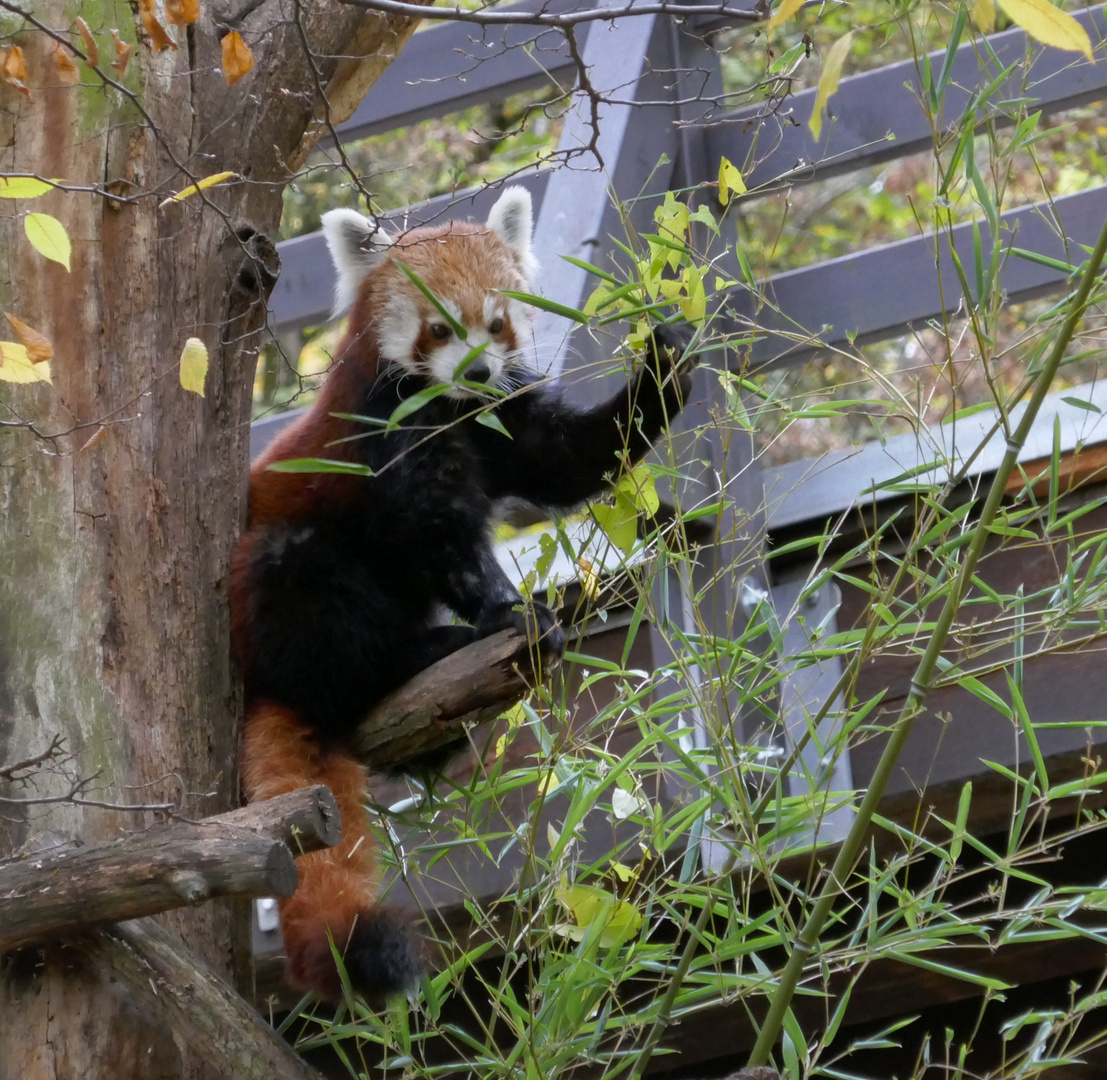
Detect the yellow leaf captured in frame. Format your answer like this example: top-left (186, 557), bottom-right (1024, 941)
top-left (179, 337), bottom-right (208, 396)
top-left (75, 16), bottom-right (99, 66)
top-left (591, 498), bottom-right (637, 556)
top-left (767, 0), bottom-right (806, 31)
top-left (536, 769), bottom-right (561, 798)
top-left (4, 312), bottom-right (53, 364)
top-left (138, 0), bottom-right (177, 52)
top-left (165, 0), bottom-right (201, 26)
top-left (220, 31), bottom-right (254, 86)
top-left (680, 264), bottom-right (706, 324)
top-left (159, 171), bottom-right (238, 209)
top-left (0, 342), bottom-right (52, 384)
top-left (111, 31), bottom-right (133, 75)
top-left (613, 466), bottom-right (659, 517)
top-left (971, 0), bottom-right (996, 32)
top-left (554, 883), bottom-right (643, 948)
top-left (24, 213), bottom-right (72, 271)
top-left (575, 555), bottom-right (602, 598)
top-left (718, 156), bottom-right (747, 207)
top-left (809, 32), bottom-right (853, 142)
top-left (611, 862), bottom-right (636, 883)
top-left (995, 0), bottom-right (1093, 60)
top-left (0, 177), bottom-right (55, 199)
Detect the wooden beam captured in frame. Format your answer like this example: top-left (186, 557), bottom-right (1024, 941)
top-left (706, 4), bottom-right (1107, 195)
top-left (0, 787), bottom-right (340, 952)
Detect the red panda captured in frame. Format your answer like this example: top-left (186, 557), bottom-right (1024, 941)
top-left (231, 187), bottom-right (696, 1004)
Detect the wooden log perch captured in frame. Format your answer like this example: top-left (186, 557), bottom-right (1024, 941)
top-left (0, 785), bottom-right (340, 953)
top-left (67, 917), bottom-right (325, 1080)
top-left (352, 628), bottom-right (563, 770)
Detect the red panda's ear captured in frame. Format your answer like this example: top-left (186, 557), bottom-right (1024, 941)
top-left (321, 208), bottom-right (394, 319)
top-left (486, 186), bottom-right (538, 286)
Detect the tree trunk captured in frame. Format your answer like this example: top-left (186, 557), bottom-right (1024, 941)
top-left (0, 1), bottom-right (424, 1075)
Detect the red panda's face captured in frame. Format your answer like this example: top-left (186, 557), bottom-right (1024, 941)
top-left (321, 188), bottom-right (539, 400)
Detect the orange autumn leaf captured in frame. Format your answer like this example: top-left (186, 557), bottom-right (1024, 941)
top-left (52, 42), bottom-right (80, 84)
top-left (1, 46), bottom-right (30, 99)
top-left (75, 16), bottom-right (99, 66)
top-left (139, 0), bottom-right (177, 52)
top-left (220, 31), bottom-right (254, 86)
top-left (110, 31), bottom-right (133, 75)
top-left (78, 425), bottom-right (108, 453)
top-left (166, 0), bottom-right (201, 26)
top-left (3, 312), bottom-right (53, 364)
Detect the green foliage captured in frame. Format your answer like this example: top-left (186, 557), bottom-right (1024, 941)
top-left (275, 4), bottom-right (1107, 1076)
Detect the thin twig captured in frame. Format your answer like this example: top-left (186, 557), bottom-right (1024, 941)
top-left (335, 0), bottom-right (763, 26)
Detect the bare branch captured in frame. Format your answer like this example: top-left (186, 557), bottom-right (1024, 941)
top-left (334, 0), bottom-right (763, 26)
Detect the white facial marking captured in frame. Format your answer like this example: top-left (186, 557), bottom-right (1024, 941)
top-left (378, 294), bottom-right (420, 371)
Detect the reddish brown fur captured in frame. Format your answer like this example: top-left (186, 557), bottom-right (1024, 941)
top-left (242, 704), bottom-right (380, 999)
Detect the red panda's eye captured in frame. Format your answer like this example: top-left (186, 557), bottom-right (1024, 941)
top-left (488, 317), bottom-right (504, 335)
top-left (430, 322), bottom-right (451, 341)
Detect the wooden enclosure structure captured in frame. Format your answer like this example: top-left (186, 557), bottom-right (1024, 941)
top-left (255, 1), bottom-right (1107, 1075)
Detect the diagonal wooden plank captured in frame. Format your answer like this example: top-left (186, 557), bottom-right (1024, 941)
top-left (725, 183), bottom-right (1107, 368)
top-left (705, 4), bottom-right (1107, 193)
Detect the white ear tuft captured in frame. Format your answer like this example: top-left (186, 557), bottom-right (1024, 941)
top-left (321, 208), bottom-right (394, 318)
top-left (486, 186), bottom-right (538, 285)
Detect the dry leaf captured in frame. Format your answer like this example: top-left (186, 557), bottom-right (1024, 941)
top-left (110, 31), bottom-right (133, 75)
top-left (78, 425), bottom-right (108, 453)
top-left (51, 42), bottom-right (80, 84)
top-left (139, 0), bottom-right (177, 52)
top-left (4, 44), bottom-right (29, 81)
top-left (220, 31), bottom-right (254, 86)
top-left (165, 0), bottom-right (201, 26)
top-left (75, 16), bottom-right (99, 66)
top-left (4, 313), bottom-right (54, 364)
top-left (1, 45), bottom-right (31, 98)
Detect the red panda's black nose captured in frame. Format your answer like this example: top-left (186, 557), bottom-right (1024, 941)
top-left (466, 363), bottom-right (491, 383)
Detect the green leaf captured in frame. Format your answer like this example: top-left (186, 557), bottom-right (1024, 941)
top-left (0, 177), bottom-right (57, 199)
top-left (475, 410), bottom-right (512, 439)
top-left (265, 458), bottom-right (373, 475)
top-left (25, 212), bottom-right (71, 270)
top-left (394, 260), bottom-right (467, 339)
top-left (499, 289), bottom-right (589, 325)
top-left (386, 382), bottom-right (452, 428)
top-left (591, 497), bottom-right (637, 555)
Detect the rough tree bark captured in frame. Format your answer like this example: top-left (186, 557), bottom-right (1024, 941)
top-left (0, 1), bottom-right (426, 1076)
